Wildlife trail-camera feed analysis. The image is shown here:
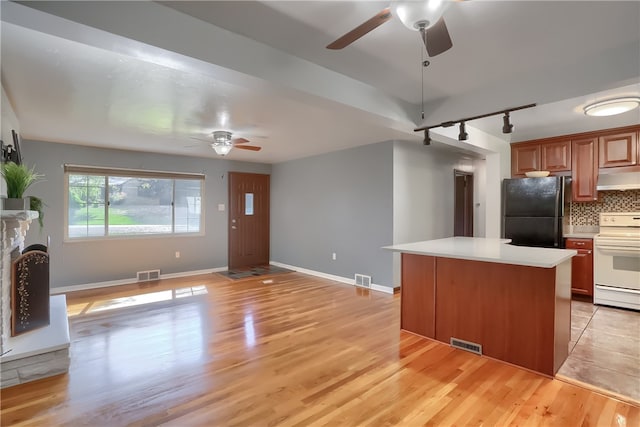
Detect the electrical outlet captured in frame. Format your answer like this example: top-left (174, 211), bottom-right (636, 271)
top-left (332, 252), bottom-right (337, 260)
top-left (175, 251), bottom-right (180, 258)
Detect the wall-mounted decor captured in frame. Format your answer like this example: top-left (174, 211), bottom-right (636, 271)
top-left (9, 129), bottom-right (22, 164)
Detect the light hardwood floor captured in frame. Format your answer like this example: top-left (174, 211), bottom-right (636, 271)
top-left (1, 272), bottom-right (638, 426)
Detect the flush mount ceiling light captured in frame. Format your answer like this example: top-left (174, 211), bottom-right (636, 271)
top-left (583, 97), bottom-right (640, 117)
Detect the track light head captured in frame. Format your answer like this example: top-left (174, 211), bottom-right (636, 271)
top-left (458, 121), bottom-right (468, 141)
top-left (423, 130), bottom-right (431, 145)
top-left (502, 112), bottom-right (514, 134)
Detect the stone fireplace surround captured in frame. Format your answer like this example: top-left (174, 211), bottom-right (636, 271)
top-left (1, 210), bottom-right (70, 388)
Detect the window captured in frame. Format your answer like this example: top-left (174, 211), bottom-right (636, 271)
top-left (65, 165), bottom-right (204, 240)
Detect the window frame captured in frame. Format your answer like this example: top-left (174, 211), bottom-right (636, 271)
top-left (64, 164), bottom-right (205, 242)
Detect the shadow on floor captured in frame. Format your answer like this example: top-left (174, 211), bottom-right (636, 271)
top-left (218, 265), bottom-right (293, 280)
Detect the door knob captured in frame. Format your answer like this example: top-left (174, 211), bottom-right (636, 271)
top-left (232, 226), bottom-right (237, 230)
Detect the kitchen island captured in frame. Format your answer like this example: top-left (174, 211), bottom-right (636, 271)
top-left (384, 237), bottom-right (576, 377)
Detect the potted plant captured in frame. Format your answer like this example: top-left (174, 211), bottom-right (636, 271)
top-left (1, 161), bottom-right (45, 227)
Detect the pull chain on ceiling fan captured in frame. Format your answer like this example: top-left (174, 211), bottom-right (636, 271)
top-left (327, 0), bottom-right (463, 57)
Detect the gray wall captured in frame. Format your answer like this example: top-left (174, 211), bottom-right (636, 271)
top-left (21, 140), bottom-right (270, 288)
top-left (392, 141), bottom-right (483, 285)
top-left (270, 141), bottom-right (394, 288)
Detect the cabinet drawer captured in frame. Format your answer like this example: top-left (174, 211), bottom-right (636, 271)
top-left (565, 238), bottom-right (593, 250)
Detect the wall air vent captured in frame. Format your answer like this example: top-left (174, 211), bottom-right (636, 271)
top-left (137, 269), bottom-right (161, 282)
top-left (450, 337), bottom-right (482, 355)
top-left (354, 274), bottom-right (371, 288)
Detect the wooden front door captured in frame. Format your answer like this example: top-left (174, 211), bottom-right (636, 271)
top-left (228, 172), bottom-right (270, 269)
top-left (454, 171), bottom-right (473, 237)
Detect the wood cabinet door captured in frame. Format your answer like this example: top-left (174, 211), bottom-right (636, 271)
top-left (541, 140), bottom-right (571, 171)
top-left (571, 137), bottom-right (598, 201)
top-left (599, 131), bottom-right (637, 168)
top-left (511, 144), bottom-right (540, 176)
top-left (401, 254), bottom-right (435, 338)
top-left (565, 239), bottom-right (593, 296)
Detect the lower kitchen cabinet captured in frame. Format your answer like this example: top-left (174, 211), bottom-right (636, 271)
top-left (565, 238), bottom-right (594, 296)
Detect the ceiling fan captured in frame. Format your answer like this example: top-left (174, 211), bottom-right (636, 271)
top-left (190, 130), bottom-right (262, 156)
top-left (327, 0), bottom-right (463, 57)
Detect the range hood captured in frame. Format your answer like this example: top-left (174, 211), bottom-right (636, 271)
top-left (596, 172), bottom-right (640, 191)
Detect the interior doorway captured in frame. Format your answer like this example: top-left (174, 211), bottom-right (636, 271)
top-left (454, 170), bottom-right (474, 237)
top-left (228, 172), bottom-right (270, 269)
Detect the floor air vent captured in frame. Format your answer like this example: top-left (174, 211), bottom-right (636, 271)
top-left (450, 337), bottom-right (482, 355)
top-left (137, 269), bottom-right (161, 282)
top-left (354, 274), bottom-right (371, 288)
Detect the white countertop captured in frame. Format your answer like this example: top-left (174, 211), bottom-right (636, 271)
top-left (383, 237), bottom-right (576, 268)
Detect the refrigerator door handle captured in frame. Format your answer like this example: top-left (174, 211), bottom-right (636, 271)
top-left (553, 177), bottom-right (561, 247)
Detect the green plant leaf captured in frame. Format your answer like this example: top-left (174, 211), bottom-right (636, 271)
top-left (1, 162), bottom-right (44, 198)
top-left (29, 196), bottom-right (45, 228)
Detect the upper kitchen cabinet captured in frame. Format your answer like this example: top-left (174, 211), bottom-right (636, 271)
top-left (571, 137), bottom-right (598, 201)
top-left (599, 131), bottom-right (637, 168)
top-left (511, 143), bottom-right (540, 176)
top-left (541, 140), bottom-right (571, 172)
top-left (511, 139), bottom-right (571, 177)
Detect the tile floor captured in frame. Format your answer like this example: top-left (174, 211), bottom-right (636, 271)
top-left (557, 301), bottom-right (640, 403)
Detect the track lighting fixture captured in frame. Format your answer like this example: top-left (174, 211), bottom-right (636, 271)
top-left (414, 103), bottom-right (536, 144)
top-left (502, 112), bottom-right (513, 134)
top-left (423, 130), bottom-right (431, 145)
top-left (458, 121), bottom-right (468, 141)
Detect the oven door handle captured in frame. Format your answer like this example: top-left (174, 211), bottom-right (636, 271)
top-left (596, 245), bottom-right (640, 256)
top-left (595, 285), bottom-right (640, 295)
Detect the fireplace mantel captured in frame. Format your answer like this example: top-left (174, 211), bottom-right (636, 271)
top-left (1, 210), bottom-right (39, 353)
top-left (1, 209), bottom-right (70, 388)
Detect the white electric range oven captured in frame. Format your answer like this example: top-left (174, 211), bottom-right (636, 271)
top-left (593, 212), bottom-right (640, 310)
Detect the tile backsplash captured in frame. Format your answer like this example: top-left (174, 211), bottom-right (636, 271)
top-left (570, 190), bottom-right (640, 226)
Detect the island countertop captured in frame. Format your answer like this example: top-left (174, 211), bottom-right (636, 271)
top-left (383, 237), bottom-right (576, 268)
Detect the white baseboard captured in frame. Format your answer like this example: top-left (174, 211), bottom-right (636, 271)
top-left (269, 261), bottom-right (397, 295)
top-left (50, 267), bottom-right (228, 295)
top-left (50, 264), bottom-right (399, 295)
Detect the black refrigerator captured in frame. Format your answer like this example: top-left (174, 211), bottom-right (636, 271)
top-left (502, 176), bottom-right (570, 248)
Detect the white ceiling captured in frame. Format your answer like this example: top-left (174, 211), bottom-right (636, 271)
top-left (1, 1), bottom-right (639, 163)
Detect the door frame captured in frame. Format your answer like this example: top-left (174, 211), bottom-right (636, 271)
top-left (454, 170), bottom-right (474, 237)
top-left (228, 172), bottom-right (270, 269)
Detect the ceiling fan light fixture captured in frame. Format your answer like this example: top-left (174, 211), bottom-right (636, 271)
top-left (211, 143), bottom-right (232, 156)
top-left (583, 97), bottom-right (640, 117)
top-left (211, 130), bottom-right (233, 156)
top-left (213, 130), bottom-right (232, 144)
top-left (393, 0), bottom-right (448, 30)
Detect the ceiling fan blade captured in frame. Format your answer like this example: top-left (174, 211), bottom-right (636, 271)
top-left (189, 136), bottom-right (211, 143)
top-left (235, 145), bottom-right (262, 151)
top-left (231, 137), bottom-right (250, 145)
top-left (326, 7), bottom-right (392, 50)
top-left (421, 17), bottom-right (453, 57)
